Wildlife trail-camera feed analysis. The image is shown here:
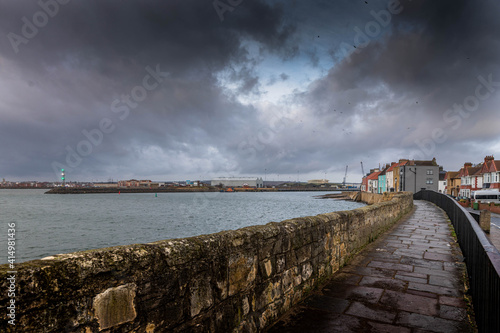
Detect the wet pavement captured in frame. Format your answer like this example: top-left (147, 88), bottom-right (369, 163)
top-left (487, 212), bottom-right (500, 250)
top-left (266, 201), bottom-right (475, 333)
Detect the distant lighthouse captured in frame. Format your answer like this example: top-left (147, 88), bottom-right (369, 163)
top-left (61, 169), bottom-right (66, 187)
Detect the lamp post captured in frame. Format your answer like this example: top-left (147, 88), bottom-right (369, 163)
top-left (408, 167), bottom-right (417, 193)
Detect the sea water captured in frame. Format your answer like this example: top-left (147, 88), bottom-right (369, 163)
top-left (0, 189), bottom-right (365, 264)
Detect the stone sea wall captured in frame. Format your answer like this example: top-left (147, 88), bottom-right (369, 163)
top-left (357, 191), bottom-right (401, 205)
top-left (0, 192), bottom-right (413, 332)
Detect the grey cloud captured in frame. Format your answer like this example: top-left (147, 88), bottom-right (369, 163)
top-left (279, 73), bottom-right (289, 81)
top-left (293, 0), bottom-right (500, 164)
top-left (0, 0), bottom-right (298, 180)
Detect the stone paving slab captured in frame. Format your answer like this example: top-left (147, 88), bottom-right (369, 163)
top-left (265, 201), bottom-right (476, 333)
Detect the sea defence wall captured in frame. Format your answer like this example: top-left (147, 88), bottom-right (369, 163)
top-left (357, 191), bottom-right (401, 205)
top-left (0, 192), bottom-right (413, 332)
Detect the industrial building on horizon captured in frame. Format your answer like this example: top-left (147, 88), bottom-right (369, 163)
top-left (211, 177), bottom-right (264, 188)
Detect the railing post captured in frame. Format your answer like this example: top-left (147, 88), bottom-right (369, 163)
top-left (479, 210), bottom-right (491, 233)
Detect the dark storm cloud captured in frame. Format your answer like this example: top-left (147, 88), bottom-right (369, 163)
top-left (0, 0), bottom-right (296, 179)
top-left (1, 0), bottom-right (295, 72)
top-left (336, 0), bottom-right (500, 105)
top-left (290, 0), bottom-right (500, 172)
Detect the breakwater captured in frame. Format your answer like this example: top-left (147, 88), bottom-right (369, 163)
top-left (44, 187), bottom-right (220, 194)
top-left (0, 192), bottom-right (413, 332)
top-left (317, 191), bottom-right (402, 204)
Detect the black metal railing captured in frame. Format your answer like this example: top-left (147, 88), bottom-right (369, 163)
top-left (414, 190), bottom-right (500, 332)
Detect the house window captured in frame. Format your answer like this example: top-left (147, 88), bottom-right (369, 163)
top-left (426, 178), bottom-right (433, 184)
top-left (485, 174), bottom-right (491, 183)
top-left (426, 169), bottom-right (433, 175)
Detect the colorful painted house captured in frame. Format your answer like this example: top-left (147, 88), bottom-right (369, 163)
top-left (366, 169), bottom-right (381, 193)
top-left (378, 169), bottom-right (386, 193)
top-left (458, 162), bottom-right (482, 198)
top-left (482, 156), bottom-right (500, 190)
top-left (361, 176), bottom-right (368, 192)
top-left (385, 162), bottom-right (398, 192)
top-left (392, 159), bottom-right (409, 192)
top-left (445, 171), bottom-right (460, 196)
top-left (378, 164), bottom-right (391, 193)
top-left (470, 165), bottom-right (484, 193)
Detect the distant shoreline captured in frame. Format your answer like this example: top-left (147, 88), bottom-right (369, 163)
top-left (44, 187), bottom-right (359, 194)
top-left (0, 187), bottom-right (53, 190)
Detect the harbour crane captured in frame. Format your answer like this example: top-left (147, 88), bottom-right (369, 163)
top-left (342, 165), bottom-right (348, 187)
top-left (360, 161), bottom-right (365, 177)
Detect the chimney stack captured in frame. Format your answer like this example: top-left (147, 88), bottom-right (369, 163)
top-left (485, 155), bottom-right (494, 163)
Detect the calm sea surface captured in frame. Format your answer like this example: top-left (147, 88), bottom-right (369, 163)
top-left (0, 189), bottom-right (365, 264)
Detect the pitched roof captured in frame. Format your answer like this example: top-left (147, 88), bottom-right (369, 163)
top-left (479, 161), bottom-right (490, 174)
top-left (472, 164), bottom-right (484, 176)
top-left (386, 162), bottom-right (398, 172)
top-left (409, 160), bottom-right (438, 166)
top-left (468, 165), bottom-right (482, 176)
top-left (459, 164), bottom-right (482, 177)
top-left (378, 164), bottom-right (392, 176)
top-left (490, 160), bottom-right (500, 172)
top-left (444, 171), bottom-right (459, 180)
top-left (458, 167), bottom-right (467, 177)
top-left (367, 171), bottom-right (381, 180)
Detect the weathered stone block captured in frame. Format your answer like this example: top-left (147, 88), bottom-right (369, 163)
top-left (295, 244), bottom-right (312, 264)
top-left (255, 279), bottom-right (283, 311)
top-left (301, 262), bottom-right (313, 281)
top-left (189, 275), bottom-right (213, 317)
top-left (262, 258), bottom-right (273, 277)
top-left (229, 254), bottom-right (257, 296)
top-left (285, 250), bottom-right (298, 270)
top-left (258, 237), bottom-right (278, 259)
top-left (92, 283), bottom-right (137, 331)
top-left (282, 266), bottom-right (301, 293)
top-left (275, 253), bottom-right (286, 274)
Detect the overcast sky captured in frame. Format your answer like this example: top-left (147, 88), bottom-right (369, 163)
top-left (1, 0), bottom-right (499, 182)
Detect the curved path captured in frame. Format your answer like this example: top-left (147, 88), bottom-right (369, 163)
top-left (266, 201), bottom-right (476, 332)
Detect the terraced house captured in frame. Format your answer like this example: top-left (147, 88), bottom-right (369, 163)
top-left (365, 168), bottom-right (381, 193)
top-left (361, 158), bottom-right (439, 194)
top-left (377, 165), bottom-right (389, 193)
top-left (385, 162), bottom-right (398, 192)
top-left (458, 162), bottom-right (483, 198)
top-left (399, 158), bottom-right (440, 193)
top-left (447, 155), bottom-right (500, 199)
top-left (482, 155), bottom-right (500, 190)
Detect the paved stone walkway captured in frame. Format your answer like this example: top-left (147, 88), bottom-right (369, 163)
top-left (266, 201), bottom-right (476, 333)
